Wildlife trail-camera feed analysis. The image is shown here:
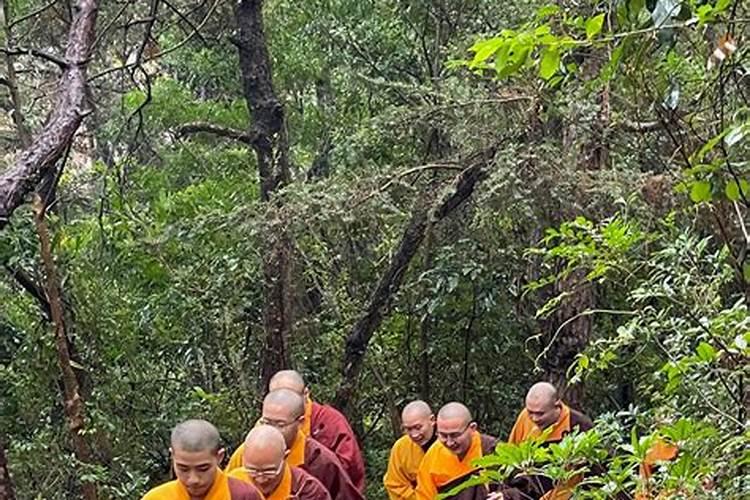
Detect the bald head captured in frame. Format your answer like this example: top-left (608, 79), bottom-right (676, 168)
top-left (264, 388), bottom-right (305, 416)
top-left (526, 382), bottom-right (558, 405)
top-left (438, 402), bottom-right (472, 425)
top-left (243, 425), bottom-right (287, 464)
top-left (402, 400), bottom-right (432, 421)
top-left (170, 419), bottom-right (221, 453)
top-left (524, 382), bottom-right (562, 430)
top-left (268, 370), bottom-right (306, 394)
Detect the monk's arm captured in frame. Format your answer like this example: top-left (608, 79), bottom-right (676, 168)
top-left (383, 445), bottom-right (416, 500)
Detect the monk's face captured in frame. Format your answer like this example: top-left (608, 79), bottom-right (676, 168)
top-left (171, 446), bottom-right (224, 498)
top-left (437, 417), bottom-right (476, 458)
top-left (525, 396), bottom-right (562, 430)
top-left (243, 449), bottom-right (286, 496)
top-left (261, 401), bottom-right (304, 448)
top-left (402, 411), bottom-right (435, 446)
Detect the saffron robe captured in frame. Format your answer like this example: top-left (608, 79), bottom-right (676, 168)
top-left (142, 467), bottom-right (262, 500)
top-left (229, 464), bottom-right (332, 500)
top-left (227, 431), bottom-right (362, 500)
top-left (383, 432), bottom-right (436, 500)
top-left (415, 431), bottom-right (497, 500)
top-left (303, 398), bottom-right (366, 493)
top-left (503, 404), bottom-right (594, 500)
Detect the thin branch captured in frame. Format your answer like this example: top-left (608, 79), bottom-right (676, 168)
top-left (7, 0), bottom-right (59, 29)
top-left (352, 162), bottom-right (464, 208)
top-left (174, 121), bottom-right (259, 145)
top-left (90, 0), bottom-right (219, 81)
top-left (0, 46), bottom-right (68, 67)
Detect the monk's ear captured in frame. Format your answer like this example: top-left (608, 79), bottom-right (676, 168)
top-left (303, 386), bottom-right (311, 398)
top-left (469, 422), bottom-right (477, 431)
top-left (554, 399), bottom-right (562, 409)
top-left (216, 447), bottom-right (225, 464)
top-left (429, 414), bottom-right (436, 423)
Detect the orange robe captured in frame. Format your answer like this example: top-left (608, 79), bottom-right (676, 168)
top-left (227, 430), bottom-right (362, 500)
top-left (415, 431), bottom-right (496, 500)
top-left (303, 398), bottom-right (366, 493)
top-left (507, 404), bottom-right (593, 500)
top-left (142, 467), bottom-right (262, 500)
top-left (229, 465), bottom-right (331, 500)
top-left (383, 435), bottom-right (426, 500)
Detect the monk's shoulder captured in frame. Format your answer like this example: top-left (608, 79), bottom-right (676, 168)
top-left (305, 436), bottom-right (344, 469)
top-left (312, 401), bottom-right (353, 432)
top-left (569, 408), bottom-right (594, 432)
top-left (291, 466), bottom-right (333, 499)
top-left (141, 480), bottom-right (179, 500)
top-left (228, 476), bottom-right (263, 500)
top-left (479, 433), bottom-right (498, 455)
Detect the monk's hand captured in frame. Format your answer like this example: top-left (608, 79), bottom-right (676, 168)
top-left (486, 493), bottom-right (504, 500)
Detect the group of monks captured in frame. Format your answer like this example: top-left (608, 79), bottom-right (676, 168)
top-left (384, 382), bottom-right (593, 500)
top-left (142, 370), bottom-right (366, 500)
top-left (142, 372), bottom-right (673, 500)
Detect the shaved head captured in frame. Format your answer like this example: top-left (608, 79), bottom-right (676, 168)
top-left (268, 370), bottom-right (306, 394)
top-left (526, 382), bottom-right (558, 405)
top-left (243, 425), bottom-right (288, 496)
top-left (244, 425), bottom-right (287, 462)
top-left (438, 402), bottom-right (472, 425)
top-left (264, 388), bottom-right (305, 416)
top-left (170, 419), bottom-right (221, 453)
top-left (402, 400), bottom-right (432, 421)
top-left (436, 402), bottom-right (475, 459)
top-left (401, 400), bottom-right (435, 447)
top-left (525, 382), bottom-right (562, 430)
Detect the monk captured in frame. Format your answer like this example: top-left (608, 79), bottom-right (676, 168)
top-left (228, 425), bottom-right (331, 500)
top-left (384, 400), bottom-right (437, 500)
top-left (142, 419), bottom-right (262, 500)
top-left (268, 369), bottom-right (366, 492)
top-left (415, 402), bottom-right (497, 500)
top-left (226, 389), bottom-right (363, 500)
top-left (502, 382), bottom-right (594, 500)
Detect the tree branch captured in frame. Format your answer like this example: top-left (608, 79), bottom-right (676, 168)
top-left (0, 46), bottom-right (68, 68)
top-left (0, 0), bottom-right (99, 232)
top-left (174, 121), bottom-right (259, 145)
top-left (3, 264), bottom-right (51, 319)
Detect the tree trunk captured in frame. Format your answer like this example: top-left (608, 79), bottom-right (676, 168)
top-left (333, 147), bottom-right (496, 416)
top-left (0, 437), bottom-right (14, 500)
top-left (0, 0), bottom-right (99, 231)
top-left (32, 195), bottom-right (97, 500)
top-left (234, 0), bottom-right (293, 390)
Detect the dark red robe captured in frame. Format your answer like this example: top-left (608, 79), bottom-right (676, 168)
top-left (291, 466), bottom-right (332, 500)
top-left (303, 437), bottom-right (364, 500)
top-left (308, 401), bottom-right (366, 493)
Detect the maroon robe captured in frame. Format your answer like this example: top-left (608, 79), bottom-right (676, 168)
top-left (309, 401), bottom-right (366, 493)
top-left (303, 437), bottom-right (363, 500)
top-left (291, 466), bottom-right (332, 500)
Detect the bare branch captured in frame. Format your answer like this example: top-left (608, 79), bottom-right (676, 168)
top-left (0, 0), bottom-right (99, 231)
top-left (0, 46), bottom-right (68, 68)
top-left (7, 0), bottom-right (59, 30)
top-left (174, 121), bottom-right (259, 145)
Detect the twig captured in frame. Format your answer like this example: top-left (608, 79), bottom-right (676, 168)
top-left (90, 0), bottom-right (219, 81)
top-left (0, 46), bottom-right (67, 67)
top-left (174, 121), bottom-right (259, 145)
top-left (7, 0), bottom-right (59, 29)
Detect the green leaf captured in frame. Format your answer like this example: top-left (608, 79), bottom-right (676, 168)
top-left (471, 37), bottom-right (503, 66)
top-left (725, 179), bottom-right (749, 201)
top-left (689, 180), bottom-right (712, 203)
top-left (536, 4), bottom-right (560, 20)
top-left (585, 13), bottom-right (606, 39)
top-left (743, 262), bottom-right (750, 283)
top-left (539, 46), bottom-right (561, 80)
top-left (696, 342), bottom-right (716, 362)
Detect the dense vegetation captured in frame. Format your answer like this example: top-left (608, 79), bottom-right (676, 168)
top-left (0, 0), bottom-right (748, 498)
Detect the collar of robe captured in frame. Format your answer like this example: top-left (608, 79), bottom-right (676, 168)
top-left (264, 463), bottom-right (294, 500)
top-left (420, 425), bottom-right (438, 453)
top-left (171, 467), bottom-right (230, 500)
top-left (287, 429), bottom-right (306, 467)
top-left (302, 397), bottom-right (313, 437)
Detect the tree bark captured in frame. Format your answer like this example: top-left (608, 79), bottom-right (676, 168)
top-left (0, 437), bottom-right (14, 500)
top-left (0, 0), bottom-right (98, 231)
top-left (32, 195), bottom-right (97, 500)
top-left (234, 0), bottom-right (293, 390)
top-left (333, 147), bottom-right (496, 416)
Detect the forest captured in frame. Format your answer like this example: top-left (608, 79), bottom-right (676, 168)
top-left (0, 0), bottom-right (748, 498)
